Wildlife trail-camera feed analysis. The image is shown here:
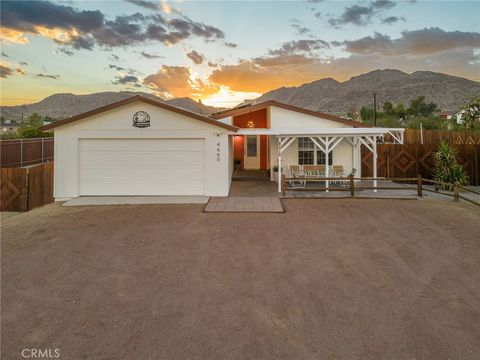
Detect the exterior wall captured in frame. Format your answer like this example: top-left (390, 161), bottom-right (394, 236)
top-left (270, 106), bottom-right (351, 129)
top-left (53, 101), bottom-right (231, 199)
top-left (232, 109), bottom-right (268, 169)
top-left (269, 138), bottom-right (355, 181)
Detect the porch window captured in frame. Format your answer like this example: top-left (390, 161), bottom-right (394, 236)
top-left (298, 137), bottom-right (333, 165)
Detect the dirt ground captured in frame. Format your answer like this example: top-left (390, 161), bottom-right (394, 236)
top-left (2, 199), bottom-right (480, 359)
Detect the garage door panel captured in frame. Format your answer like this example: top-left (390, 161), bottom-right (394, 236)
top-left (79, 139), bottom-right (205, 196)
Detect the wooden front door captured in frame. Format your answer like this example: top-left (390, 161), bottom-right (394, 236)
top-left (243, 135), bottom-right (260, 169)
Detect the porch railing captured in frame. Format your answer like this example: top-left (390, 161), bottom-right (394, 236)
top-left (281, 174), bottom-right (480, 207)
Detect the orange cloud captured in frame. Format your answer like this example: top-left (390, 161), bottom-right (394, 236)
top-left (143, 65), bottom-right (219, 99)
top-left (0, 27), bottom-right (29, 44)
top-left (33, 26), bottom-right (80, 44)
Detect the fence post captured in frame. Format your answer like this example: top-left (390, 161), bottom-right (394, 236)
top-left (20, 139), bottom-right (23, 167)
top-left (281, 175), bottom-right (286, 196)
top-left (453, 182), bottom-right (460, 202)
top-left (41, 138), bottom-right (44, 163)
top-left (349, 173), bottom-right (355, 197)
top-left (417, 174), bottom-right (423, 197)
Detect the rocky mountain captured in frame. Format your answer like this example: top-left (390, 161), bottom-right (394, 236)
top-left (0, 91), bottom-right (221, 120)
top-left (256, 69), bottom-right (480, 113)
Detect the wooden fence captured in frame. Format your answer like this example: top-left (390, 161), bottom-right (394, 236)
top-left (361, 144), bottom-right (480, 186)
top-left (385, 129), bottom-right (480, 145)
top-left (1, 162), bottom-right (54, 211)
top-left (1, 138), bottom-right (54, 168)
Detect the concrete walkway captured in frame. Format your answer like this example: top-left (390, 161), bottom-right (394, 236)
top-left (64, 196), bottom-right (209, 206)
top-left (204, 196), bottom-right (283, 213)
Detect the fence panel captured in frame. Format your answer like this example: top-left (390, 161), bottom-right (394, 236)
top-left (1, 167), bottom-right (28, 211)
top-left (399, 129), bottom-right (480, 145)
top-left (1, 162), bottom-right (54, 211)
top-left (362, 144), bottom-right (480, 185)
top-left (1, 138), bottom-right (54, 168)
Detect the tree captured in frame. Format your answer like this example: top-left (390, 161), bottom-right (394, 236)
top-left (360, 106), bottom-right (374, 122)
top-left (459, 97), bottom-right (480, 130)
top-left (382, 102), bottom-right (394, 116)
top-left (17, 113), bottom-right (53, 138)
top-left (407, 96), bottom-right (438, 118)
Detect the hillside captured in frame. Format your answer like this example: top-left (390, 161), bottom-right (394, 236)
top-left (256, 69), bottom-right (480, 113)
top-left (0, 91), bottom-right (221, 120)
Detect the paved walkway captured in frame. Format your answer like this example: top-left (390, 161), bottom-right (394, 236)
top-left (204, 196), bottom-right (283, 213)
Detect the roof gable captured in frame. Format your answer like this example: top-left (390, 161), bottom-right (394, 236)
top-left (211, 100), bottom-right (369, 128)
top-left (40, 95), bottom-right (238, 131)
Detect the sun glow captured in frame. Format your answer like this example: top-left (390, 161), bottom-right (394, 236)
top-left (201, 86), bottom-right (261, 108)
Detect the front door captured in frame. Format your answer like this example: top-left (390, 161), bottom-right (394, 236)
top-left (243, 135), bottom-right (260, 169)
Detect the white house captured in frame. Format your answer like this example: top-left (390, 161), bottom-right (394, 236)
top-left (41, 95), bottom-right (403, 200)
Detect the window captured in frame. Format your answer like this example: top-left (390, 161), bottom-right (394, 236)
top-left (316, 150), bottom-right (333, 165)
top-left (246, 136), bottom-right (257, 157)
top-left (298, 137), bottom-right (333, 165)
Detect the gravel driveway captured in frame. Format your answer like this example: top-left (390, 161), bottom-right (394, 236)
top-left (2, 199), bottom-right (480, 359)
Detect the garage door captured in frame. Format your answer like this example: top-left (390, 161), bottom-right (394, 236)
top-left (79, 139), bottom-right (205, 196)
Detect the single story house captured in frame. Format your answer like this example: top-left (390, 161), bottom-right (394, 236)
top-left (41, 95), bottom-right (403, 200)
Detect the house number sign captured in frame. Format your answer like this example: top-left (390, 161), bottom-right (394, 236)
top-left (217, 142), bottom-right (221, 162)
top-left (133, 111), bottom-right (151, 128)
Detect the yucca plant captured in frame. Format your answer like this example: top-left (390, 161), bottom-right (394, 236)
top-left (432, 142), bottom-right (469, 190)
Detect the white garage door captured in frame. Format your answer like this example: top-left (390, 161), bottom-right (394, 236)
top-left (79, 139), bottom-right (205, 196)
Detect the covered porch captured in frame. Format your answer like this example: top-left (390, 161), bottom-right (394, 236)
top-left (233, 128), bottom-right (404, 192)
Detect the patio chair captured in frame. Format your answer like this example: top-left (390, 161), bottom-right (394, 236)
top-left (332, 165), bottom-right (347, 186)
top-left (286, 165), bottom-right (306, 188)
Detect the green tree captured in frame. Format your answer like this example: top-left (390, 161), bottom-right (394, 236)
top-left (407, 96), bottom-right (438, 118)
top-left (360, 106), bottom-right (374, 122)
top-left (459, 97), bottom-right (480, 130)
top-left (18, 113), bottom-right (53, 138)
top-left (382, 102), bottom-right (394, 116)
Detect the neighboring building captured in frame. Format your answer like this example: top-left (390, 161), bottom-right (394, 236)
top-left (1, 119), bottom-right (20, 135)
top-left (41, 95), bottom-right (403, 201)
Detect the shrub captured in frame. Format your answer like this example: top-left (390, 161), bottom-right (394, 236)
top-left (432, 142), bottom-right (469, 189)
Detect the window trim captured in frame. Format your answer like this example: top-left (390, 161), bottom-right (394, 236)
top-left (297, 137), bottom-right (333, 165)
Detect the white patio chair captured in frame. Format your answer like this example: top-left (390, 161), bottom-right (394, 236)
top-left (287, 165), bottom-right (306, 188)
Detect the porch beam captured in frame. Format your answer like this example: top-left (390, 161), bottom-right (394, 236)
top-left (280, 137), bottom-right (295, 154)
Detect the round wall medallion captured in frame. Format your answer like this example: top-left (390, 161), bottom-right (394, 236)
top-left (133, 111), bottom-right (151, 128)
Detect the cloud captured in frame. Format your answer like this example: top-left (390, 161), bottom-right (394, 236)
top-left (2, 52), bottom-right (10, 58)
top-left (328, 0), bottom-right (396, 27)
top-left (143, 65), bottom-right (219, 98)
top-left (208, 43), bottom-right (480, 93)
top-left (291, 23), bottom-right (311, 35)
top-left (19, 61), bottom-right (28, 66)
top-left (126, 0), bottom-right (160, 10)
top-left (57, 47), bottom-right (74, 56)
top-left (109, 64), bottom-right (126, 71)
top-left (224, 42), bottom-right (237, 48)
top-left (381, 16), bottom-right (404, 24)
top-left (339, 28), bottom-right (480, 56)
top-left (112, 74), bottom-right (140, 86)
top-left (35, 73), bottom-right (59, 79)
top-left (0, 64), bottom-right (14, 78)
top-left (268, 39), bottom-right (329, 56)
top-left (16, 67), bottom-right (25, 75)
top-left (109, 53), bottom-right (120, 61)
top-left (186, 50), bottom-right (204, 64)
top-left (140, 51), bottom-right (163, 59)
top-left (1, 1), bottom-right (225, 49)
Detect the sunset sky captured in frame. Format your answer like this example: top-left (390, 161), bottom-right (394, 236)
top-left (1, 0), bottom-right (479, 107)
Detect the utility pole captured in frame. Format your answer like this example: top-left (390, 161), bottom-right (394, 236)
top-left (373, 92), bottom-right (377, 127)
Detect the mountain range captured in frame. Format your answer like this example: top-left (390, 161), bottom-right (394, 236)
top-left (0, 92), bottom-right (219, 121)
top-left (1, 70), bottom-right (478, 121)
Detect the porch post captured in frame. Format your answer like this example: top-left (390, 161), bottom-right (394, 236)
top-left (277, 137), bottom-right (282, 193)
top-left (325, 138), bottom-right (330, 192)
top-left (373, 135), bottom-right (377, 193)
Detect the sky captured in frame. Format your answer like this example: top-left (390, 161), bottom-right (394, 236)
top-left (1, 0), bottom-right (479, 107)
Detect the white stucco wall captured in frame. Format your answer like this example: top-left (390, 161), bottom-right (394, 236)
top-left (53, 100), bottom-right (232, 199)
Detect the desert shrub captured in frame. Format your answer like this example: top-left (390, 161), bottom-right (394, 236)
top-left (432, 142), bottom-right (469, 189)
